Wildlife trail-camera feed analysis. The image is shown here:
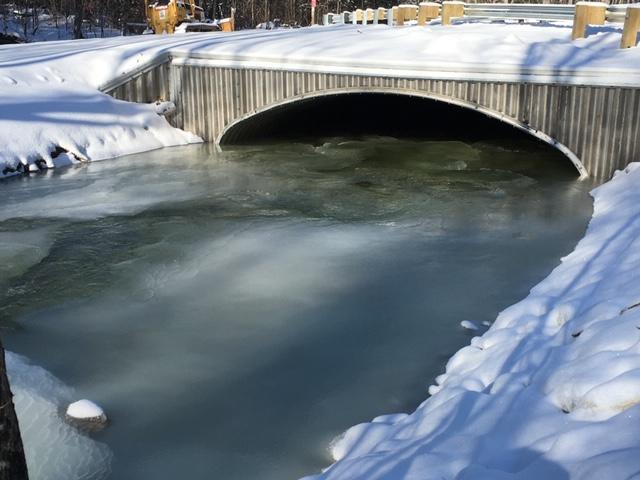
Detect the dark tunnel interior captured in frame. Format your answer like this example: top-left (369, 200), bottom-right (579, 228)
top-left (221, 92), bottom-right (545, 146)
top-left (218, 92), bottom-right (580, 176)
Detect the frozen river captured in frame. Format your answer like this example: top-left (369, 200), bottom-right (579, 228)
top-left (0, 136), bottom-right (594, 479)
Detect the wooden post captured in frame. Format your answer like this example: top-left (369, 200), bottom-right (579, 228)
top-left (0, 342), bottom-right (29, 480)
top-left (442, 1), bottom-right (464, 26)
top-left (571, 2), bottom-right (606, 40)
top-left (418, 2), bottom-right (440, 25)
top-left (391, 6), bottom-right (399, 26)
top-left (167, 2), bottom-right (177, 34)
top-left (350, 9), bottom-right (363, 24)
top-left (621, 5), bottom-right (640, 48)
top-left (395, 6), bottom-right (405, 26)
top-left (365, 8), bottom-right (375, 24)
top-left (400, 4), bottom-right (418, 22)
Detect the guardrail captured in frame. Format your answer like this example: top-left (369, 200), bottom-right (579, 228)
top-left (464, 3), bottom-right (575, 21)
top-left (322, 2), bottom-right (640, 48)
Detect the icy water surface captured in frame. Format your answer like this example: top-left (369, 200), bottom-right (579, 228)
top-left (0, 137), bottom-right (594, 480)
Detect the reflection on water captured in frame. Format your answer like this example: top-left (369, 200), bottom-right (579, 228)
top-left (0, 137), bottom-right (594, 480)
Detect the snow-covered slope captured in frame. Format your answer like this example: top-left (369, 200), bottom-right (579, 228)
top-left (2, 22), bottom-right (640, 178)
top-left (0, 33), bottom-right (204, 179)
top-left (304, 164), bottom-right (640, 479)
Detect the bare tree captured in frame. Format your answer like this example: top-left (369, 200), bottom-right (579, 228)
top-left (72, 0), bottom-right (83, 37)
top-left (0, 341), bottom-right (29, 480)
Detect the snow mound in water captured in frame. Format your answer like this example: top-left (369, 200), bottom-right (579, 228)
top-left (460, 320), bottom-right (479, 331)
top-left (6, 352), bottom-right (112, 480)
top-left (66, 399), bottom-right (107, 423)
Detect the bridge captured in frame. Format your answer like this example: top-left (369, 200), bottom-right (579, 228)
top-left (103, 8), bottom-right (640, 179)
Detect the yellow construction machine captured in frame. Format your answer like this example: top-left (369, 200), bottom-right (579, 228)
top-left (145, 0), bottom-right (235, 34)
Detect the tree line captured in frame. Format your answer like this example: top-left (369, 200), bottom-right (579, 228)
top-left (1, 0), bottom-right (403, 40)
top-left (4, 0), bottom-right (614, 43)
top-left (227, 0), bottom-right (398, 28)
top-left (1, 0), bottom-right (142, 39)
top-left (206, 0), bottom-right (627, 28)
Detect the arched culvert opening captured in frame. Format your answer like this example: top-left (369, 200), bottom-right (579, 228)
top-left (219, 92), bottom-right (585, 177)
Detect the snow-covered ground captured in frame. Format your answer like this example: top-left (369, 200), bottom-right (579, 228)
top-left (0, 28), bottom-right (202, 179)
top-left (1, 12), bottom-right (121, 42)
top-left (2, 21), bottom-right (640, 178)
top-left (306, 163), bottom-right (640, 480)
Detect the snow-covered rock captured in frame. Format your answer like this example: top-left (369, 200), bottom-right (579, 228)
top-left (155, 100), bottom-right (177, 116)
top-left (66, 399), bottom-right (107, 424)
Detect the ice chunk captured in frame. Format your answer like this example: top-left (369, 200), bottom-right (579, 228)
top-left (7, 352), bottom-right (112, 480)
top-left (460, 320), bottom-right (479, 331)
top-left (0, 229), bottom-right (54, 284)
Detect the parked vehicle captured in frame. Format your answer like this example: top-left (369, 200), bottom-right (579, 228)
top-left (144, 0), bottom-right (235, 34)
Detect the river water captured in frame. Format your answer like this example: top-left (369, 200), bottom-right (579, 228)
top-left (0, 137), bottom-right (593, 480)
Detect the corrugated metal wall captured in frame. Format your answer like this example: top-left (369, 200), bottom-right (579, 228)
top-left (108, 62), bottom-right (171, 105)
top-left (106, 62), bottom-right (640, 179)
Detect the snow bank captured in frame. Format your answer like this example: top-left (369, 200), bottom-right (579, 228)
top-left (304, 163), bottom-right (640, 479)
top-left (2, 21), bottom-right (640, 178)
top-left (0, 35), bottom-right (202, 179)
top-left (0, 86), bottom-right (200, 178)
top-left (7, 352), bottom-right (112, 480)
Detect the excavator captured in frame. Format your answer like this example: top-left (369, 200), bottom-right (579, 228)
top-left (145, 0), bottom-right (235, 34)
